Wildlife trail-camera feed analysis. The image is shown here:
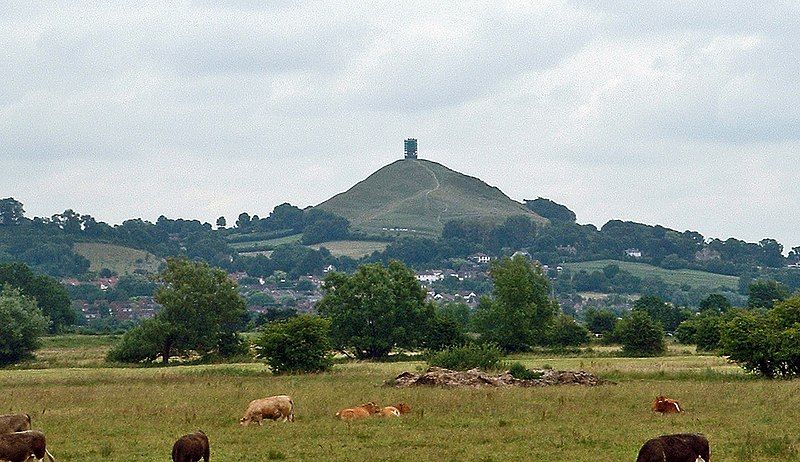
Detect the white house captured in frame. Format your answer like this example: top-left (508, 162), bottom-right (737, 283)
top-left (624, 248), bottom-right (642, 258)
top-left (416, 270), bottom-right (444, 283)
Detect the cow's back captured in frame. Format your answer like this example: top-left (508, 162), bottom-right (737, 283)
top-left (172, 432), bottom-right (209, 462)
top-left (0, 414), bottom-right (31, 435)
top-left (636, 434), bottom-right (709, 462)
top-left (0, 430), bottom-right (47, 462)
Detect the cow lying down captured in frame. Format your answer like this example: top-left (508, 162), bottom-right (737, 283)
top-left (636, 433), bottom-right (710, 462)
top-left (335, 402), bottom-right (380, 420)
top-left (652, 396), bottom-right (683, 414)
top-left (0, 430), bottom-right (55, 462)
top-left (378, 403), bottom-right (412, 417)
top-left (0, 414), bottom-right (32, 435)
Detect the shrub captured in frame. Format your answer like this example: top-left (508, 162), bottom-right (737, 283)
top-left (255, 315), bottom-right (333, 374)
top-left (545, 314), bottom-right (590, 347)
top-left (427, 343), bottom-right (504, 371)
top-left (507, 362), bottom-right (542, 380)
top-left (424, 313), bottom-right (467, 351)
top-left (614, 310), bottom-right (665, 357)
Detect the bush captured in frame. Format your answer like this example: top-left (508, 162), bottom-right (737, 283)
top-left (506, 362), bottom-right (542, 380)
top-left (676, 312), bottom-right (723, 351)
top-left (424, 313), bottom-right (467, 351)
top-left (427, 343), bottom-right (504, 371)
top-left (614, 310), bottom-right (665, 357)
top-left (255, 315), bottom-right (333, 374)
top-left (0, 287), bottom-right (49, 365)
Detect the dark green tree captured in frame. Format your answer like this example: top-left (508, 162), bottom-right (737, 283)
top-left (583, 307), bottom-right (617, 335)
top-left (317, 260), bottom-right (434, 359)
top-left (524, 198), bottom-right (576, 223)
top-left (255, 315), bottom-right (333, 374)
top-left (215, 216), bottom-right (226, 229)
top-left (699, 293), bottom-right (732, 313)
top-left (107, 258), bottom-right (247, 364)
top-left (614, 310), bottom-right (665, 356)
top-left (748, 280), bottom-right (789, 309)
top-left (633, 295), bottom-right (688, 331)
top-left (545, 314), bottom-right (590, 347)
top-left (0, 198), bottom-right (25, 226)
top-left (0, 262), bottom-right (74, 332)
top-left (472, 256), bottom-right (556, 352)
top-left (0, 287), bottom-right (49, 365)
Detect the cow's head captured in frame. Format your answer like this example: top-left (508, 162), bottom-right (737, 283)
top-left (394, 403), bottom-right (411, 415)
top-left (239, 417), bottom-right (250, 426)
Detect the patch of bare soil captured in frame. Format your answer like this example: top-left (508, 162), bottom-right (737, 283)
top-left (389, 367), bottom-right (612, 388)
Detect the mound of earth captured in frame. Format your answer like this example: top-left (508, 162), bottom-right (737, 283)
top-left (389, 367), bottom-right (611, 388)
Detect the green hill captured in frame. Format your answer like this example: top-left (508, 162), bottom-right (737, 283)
top-left (564, 259), bottom-right (739, 291)
top-left (74, 243), bottom-right (162, 275)
top-left (315, 159), bottom-right (547, 236)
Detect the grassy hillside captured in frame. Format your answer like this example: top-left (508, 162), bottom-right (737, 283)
top-left (316, 159), bottom-right (547, 236)
top-left (74, 242), bottom-right (162, 275)
top-left (7, 336), bottom-right (800, 461)
top-left (564, 259), bottom-right (739, 291)
top-left (308, 240), bottom-right (388, 258)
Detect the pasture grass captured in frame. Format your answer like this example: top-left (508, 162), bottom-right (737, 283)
top-left (73, 242), bottom-right (162, 275)
top-left (308, 240), bottom-right (389, 258)
top-left (3, 338), bottom-right (799, 461)
top-left (564, 259), bottom-right (739, 291)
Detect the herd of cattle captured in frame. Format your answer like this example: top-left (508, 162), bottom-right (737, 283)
top-left (1, 394), bottom-right (709, 462)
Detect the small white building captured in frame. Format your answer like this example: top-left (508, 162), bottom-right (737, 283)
top-left (469, 253), bottom-right (491, 264)
top-left (416, 270), bottom-right (444, 283)
top-left (624, 248), bottom-right (642, 259)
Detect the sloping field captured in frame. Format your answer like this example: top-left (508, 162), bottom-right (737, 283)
top-left (74, 242), bottom-right (162, 274)
top-left (564, 259), bottom-right (738, 290)
top-left (316, 159), bottom-right (547, 236)
top-left (308, 240), bottom-right (389, 258)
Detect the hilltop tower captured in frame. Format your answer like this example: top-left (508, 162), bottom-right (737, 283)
top-left (404, 138), bottom-right (418, 159)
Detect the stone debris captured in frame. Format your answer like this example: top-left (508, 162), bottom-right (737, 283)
top-left (390, 367), bottom-right (612, 388)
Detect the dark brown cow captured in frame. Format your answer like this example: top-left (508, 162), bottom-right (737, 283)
top-left (652, 395), bottom-right (683, 414)
top-left (171, 431), bottom-right (209, 462)
top-left (0, 414), bottom-right (31, 435)
top-left (0, 430), bottom-right (55, 462)
top-left (636, 433), bottom-right (710, 462)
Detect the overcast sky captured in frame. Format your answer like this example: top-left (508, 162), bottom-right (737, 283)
top-left (2, 1), bottom-right (797, 250)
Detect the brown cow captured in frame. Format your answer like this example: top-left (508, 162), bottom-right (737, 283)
top-left (652, 395), bottom-right (683, 414)
top-left (0, 430), bottom-right (55, 462)
top-left (0, 414), bottom-right (31, 435)
top-left (335, 402), bottom-right (379, 420)
top-left (239, 395), bottom-right (295, 426)
top-left (171, 431), bottom-right (209, 462)
top-left (636, 434), bottom-right (710, 462)
top-left (378, 403), bottom-right (411, 417)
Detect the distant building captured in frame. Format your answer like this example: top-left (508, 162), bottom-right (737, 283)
top-left (416, 270), bottom-right (444, 283)
top-left (404, 138), bottom-right (418, 159)
top-left (512, 250), bottom-right (531, 259)
top-left (469, 253), bottom-right (491, 264)
top-left (624, 248), bottom-right (642, 259)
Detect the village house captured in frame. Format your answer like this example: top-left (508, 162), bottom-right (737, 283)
top-left (624, 248), bottom-right (642, 259)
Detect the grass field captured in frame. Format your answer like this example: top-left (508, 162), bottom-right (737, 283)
top-left (564, 259), bottom-right (739, 291)
top-left (5, 337), bottom-right (800, 461)
top-left (73, 243), bottom-right (162, 275)
top-left (229, 234), bottom-right (302, 250)
top-left (308, 240), bottom-right (389, 258)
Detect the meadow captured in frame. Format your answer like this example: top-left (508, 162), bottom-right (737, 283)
top-left (563, 260), bottom-right (739, 291)
top-left (73, 243), bottom-right (162, 275)
top-left (4, 338), bottom-right (799, 461)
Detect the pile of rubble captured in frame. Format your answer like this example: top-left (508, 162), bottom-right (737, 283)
top-left (390, 366), bottom-right (612, 388)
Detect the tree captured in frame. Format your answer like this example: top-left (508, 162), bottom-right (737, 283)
top-left (524, 198), bottom-right (576, 223)
top-left (236, 212), bottom-right (251, 229)
top-left (722, 296), bottom-right (800, 378)
top-left (545, 314), bottom-right (590, 347)
top-left (255, 315), bottom-right (333, 374)
top-left (614, 310), bottom-right (665, 356)
top-left (424, 313), bottom-right (467, 351)
top-left (107, 258), bottom-right (247, 364)
top-left (699, 293), bottom-right (732, 314)
top-left (216, 216), bottom-right (226, 229)
top-left (583, 308), bottom-right (617, 335)
top-left (633, 295), bottom-right (688, 332)
top-left (0, 287), bottom-right (49, 365)
top-left (748, 280), bottom-right (789, 309)
top-left (0, 262), bottom-right (74, 332)
top-left (0, 198), bottom-right (25, 226)
top-left (316, 260), bottom-right (435, 359)
top-left (472, 256), bottom-right (556, 352)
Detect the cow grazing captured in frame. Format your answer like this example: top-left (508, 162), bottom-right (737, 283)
top-left (239, 395), bottom-right (295, 426)
top-left (378, 403), bottom-right (411, 417)
top-left (171, 431), bottom-right (209, 462)
top-left (652, 395), bottom-right (683, 414)
top-left (335, 402), bottom-right (380, 420)
top-left (636, 433), bottom-right (710, 462)
top-left (0, 414), bottom-right (31, 435)
top-left (0, 430), bottom-right (55, 462)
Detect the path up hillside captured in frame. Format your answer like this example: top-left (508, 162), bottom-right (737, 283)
top-left (315, 159), bottom-right (547, 236)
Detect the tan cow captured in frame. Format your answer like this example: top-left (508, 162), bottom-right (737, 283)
top-left (0, 414), bottom-right (31, 435)
top-left (652, 396), bottom-right (683, 414)
top-left (335, 402), bottom-right (379, 420)
top-left (378, 403), bottom-right (411, 417)
top-left (239, 395), bottom-right (295, 426)
top-left (0, 430), bottom-right (55, 462)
